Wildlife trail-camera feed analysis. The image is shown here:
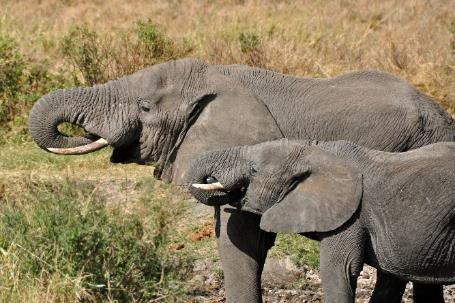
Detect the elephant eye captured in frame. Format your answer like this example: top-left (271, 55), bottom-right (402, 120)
top-left (205, 176), bottom-right (218, 184)
top-left (249, 165), bottom-right (257, 175)
top-left (139, 100), bottom-right (151, 112)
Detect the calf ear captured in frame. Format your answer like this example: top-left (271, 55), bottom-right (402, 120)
top-left (260, 147), bottom-right (363, 233)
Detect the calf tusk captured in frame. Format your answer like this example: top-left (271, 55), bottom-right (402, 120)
top-left (192, 182), bottom-right (224, 191)
top-left (47, 138), bottom-right (109, 155)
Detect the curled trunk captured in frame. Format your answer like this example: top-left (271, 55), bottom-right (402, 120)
top-left (29, 79), bottom-right (136, 153)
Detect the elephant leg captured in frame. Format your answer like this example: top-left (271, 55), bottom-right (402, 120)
top-left (413, 283), bottom-right (444, 303)
top-left (369, 270), bottom-right (406, 303)
top-left (214, 205), bottom-right (276, 303)
top-left (319, 224), bottom-right (365, 303)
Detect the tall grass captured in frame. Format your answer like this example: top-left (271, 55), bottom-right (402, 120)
top-left (0, 35), bottom-right (70, 143)
top-left (0, 176), bottom-right (192, 302)
top-left (0, 19), bottom-right (191, 142)
top-left (1, 0), bottom-right (454, 142)
top-left (61, 21), bottom-right (192, 86)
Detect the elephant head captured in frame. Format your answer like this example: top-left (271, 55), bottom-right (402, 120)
top-left (188, 139), bottom-right (363, 233)
top-left (28, 58), bottom-right (283, 181)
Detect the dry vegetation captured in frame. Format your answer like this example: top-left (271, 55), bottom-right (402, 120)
top-left (1, 0), bottom-right (454, 139)
top-left (0, 0), bottom-right (454, 302)
top-left (0, 144), bottom-right (221, 302)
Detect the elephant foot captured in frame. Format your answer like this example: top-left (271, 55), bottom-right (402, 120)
top-left (413, 283), bottom-right (444, 303)
top-left (369, 270), bottom-right (406, 303)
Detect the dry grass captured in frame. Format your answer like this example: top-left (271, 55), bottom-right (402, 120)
top-left (1, 0), bottom-right (454, 111)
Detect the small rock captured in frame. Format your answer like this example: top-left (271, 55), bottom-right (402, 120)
top-left (263, 256), bottom-right (302, 287)
top-left (172, 243), bottom-right (185, 251)
top-left (191, 274), bottom-right (205, 284)
top-left (192, 260), bottom-right (208, 272)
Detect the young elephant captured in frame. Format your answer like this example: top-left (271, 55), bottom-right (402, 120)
top-left (187, 139), bottom-right (455, 303)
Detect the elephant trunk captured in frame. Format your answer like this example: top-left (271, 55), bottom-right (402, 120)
top-left (29, 79), bottom-right (136, 154)
top-left (187, 147), bottom-right (249, 206)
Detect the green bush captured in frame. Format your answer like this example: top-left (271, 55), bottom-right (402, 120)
top-left (239, 31), bottom-right (261, 54)
top-left (131, 20), bottom-right (193, 73)
top-left (272, 234), bottom-right (320, 269)
top-left (0, 36), bottom-right (69, 143)
top-left (61, 26), bottom-right (107, 86)
top-left (136, 20), bottom-right (169, 58)
top-left (0, 20), bottom-right (193, 143)
top-left (0, 36), bottom-right (25, 129)
top-left (0, 36), bottom-right (25, 97)
top-left (238, 31), bottom-right (265, 67)
top-left (0, 178), bottom-right (190, 302)
top-left (61, 21), bottom-right (192, 86)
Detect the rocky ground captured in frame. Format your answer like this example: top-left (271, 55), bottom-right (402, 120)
top-left (186, 201), bottom-right (454, 303)
top-left (190, 258), bottom-right (454, 302)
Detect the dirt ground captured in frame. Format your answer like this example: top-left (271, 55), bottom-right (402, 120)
top-left (190, 257), bottom-right (454, 302)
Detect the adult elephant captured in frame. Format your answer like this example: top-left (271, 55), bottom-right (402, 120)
top-left (29, 58), bottom-right (455, 303)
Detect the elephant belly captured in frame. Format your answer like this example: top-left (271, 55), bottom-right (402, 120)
top-left (367, 166), bottom-right (455, 284)
top-left (373, 222), bottom-right (455, 284)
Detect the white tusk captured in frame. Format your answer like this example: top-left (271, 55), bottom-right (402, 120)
top-left (192, 182), bottom-right (224, 191)
top-left (47, 138), bottom-right (109, 155)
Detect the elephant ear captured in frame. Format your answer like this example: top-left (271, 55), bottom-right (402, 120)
top-left (165, 71), bottom-right (284, 183)
top-left (260, 147), bottom-right (363, 234)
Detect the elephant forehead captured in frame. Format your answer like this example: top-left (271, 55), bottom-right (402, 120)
top-left (251, 141), bottom-right (304, 169)
top-left (126, 68), bottom-right (161, 91)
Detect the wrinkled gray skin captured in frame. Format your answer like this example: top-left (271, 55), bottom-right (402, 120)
top-left (29, 58), bottom-right (455, 302)
top-left (187, 139), bottom-right (455, 303)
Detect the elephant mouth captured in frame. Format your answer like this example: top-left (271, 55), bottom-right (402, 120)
top-left (110, 141), bottom-right (146, 164)
top-left (190, 182), bottom-right (248, 207)
top-left (46, 133), bottom-right (145, 164)
top-left (227, 187), bottom-right (248, 208)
